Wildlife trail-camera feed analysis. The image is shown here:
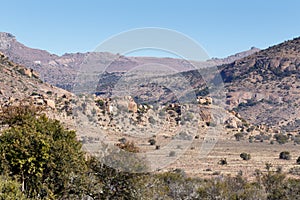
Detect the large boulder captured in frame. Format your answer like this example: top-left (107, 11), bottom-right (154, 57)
top-left (45, 99), bottom-right (56, 109)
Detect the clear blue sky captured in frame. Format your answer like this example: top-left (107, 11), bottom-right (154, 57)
top-left (1, 0), bottom-right (300, 58)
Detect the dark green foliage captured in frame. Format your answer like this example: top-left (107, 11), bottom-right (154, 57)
top-left (0, 104), bottom-right (87, 199)
top-left (95, 99), bottom-right (104, 107)
top-left (46, 91), bottom-right (53, 95)
top-left (240, 152), bottom-right (251, 161)
top-left (279, 151), bottom-right (291, 160)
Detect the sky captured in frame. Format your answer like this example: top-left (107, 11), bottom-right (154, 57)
top-left (1, 0), bottom-right (300, 59)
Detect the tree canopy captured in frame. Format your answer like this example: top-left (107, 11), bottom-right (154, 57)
top-left (0, 104), bottom-right (87, 199)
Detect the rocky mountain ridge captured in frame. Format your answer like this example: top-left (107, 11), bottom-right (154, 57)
top-left (0, 32), bottom-right (260, 91)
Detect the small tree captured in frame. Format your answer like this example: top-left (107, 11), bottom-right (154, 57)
top-left (279, 151), bottom-right (291, 160)
top-left (240, 153), bottom-right (251, 161)
top-left (0, 104), bottom-right (87, 198)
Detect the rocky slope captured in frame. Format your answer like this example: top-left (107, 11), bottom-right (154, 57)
top-left (220, 37), bottom-right (300, 132)
top-left (0, 51), bottom-right (76, 128)
top-left (0, 48), bottom-right (294, 178)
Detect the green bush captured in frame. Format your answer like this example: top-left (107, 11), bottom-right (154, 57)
top-left (0, 104), bottom-right (87, 199)
top-left (240, 152), bottom-right (251, 160)
top-left (279, 151), bottom-right (291, 160)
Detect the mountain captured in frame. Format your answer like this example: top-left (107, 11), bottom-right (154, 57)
top-left (2, 33), bottom-right (300, 178)
top-left (220, 37), bottom-right (300, 132)
top-left (0, 32), bottom-right (259, 91)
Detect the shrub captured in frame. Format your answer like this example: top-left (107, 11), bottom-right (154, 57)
top-left (240, 153), bottom-right (251, 160)
top-left (148, 116), bottom-right (156, 124)
top-left (46, 91), bottom-right (53, 95)
top-left (116, 141), bottom-right (140, 153)
top-left (279, 151), bottom-right (291, 160)
top-left (297, 156), bottom-right (300, 164)
top-left (169, 151), bottom-right (176, 157)
top-left (249, 136), bottom-right (254, 143)
top-left (118, 137), bottom-right (127, 144)
top-left (293, 136), bottom-right (300, 144)
top-left (218, 158), bottom-right (227, 165)
top-left (289, 166), bottom-right (300, 176)
top-left (274, 133), bottom-right (289, 144)
top-left (95, 99), bottom-right (104, 107)
top-left (234, 133), bottom-right (244, 141)
top-left (148, 138), bottom-right (156, 145)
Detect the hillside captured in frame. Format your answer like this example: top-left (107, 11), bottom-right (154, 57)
top-left (0, 32), bottom-right (259, 91)
top-left (220, 37), bottom-right (300, 132)
top-left (1, 39), bottom-right (300, 180)
top-left (0, 51), bottom-right (76, 128)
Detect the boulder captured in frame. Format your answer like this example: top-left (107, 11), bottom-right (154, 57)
top-left (128, 101), bottom-right (138, 113)
top-left (18, 68), bottom-right (32, 78)
top-left (45, 99), bottom-right (56, 109)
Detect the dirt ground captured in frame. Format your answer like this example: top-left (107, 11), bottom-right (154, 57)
top-left (167, 139), bottom-right (300, 179)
